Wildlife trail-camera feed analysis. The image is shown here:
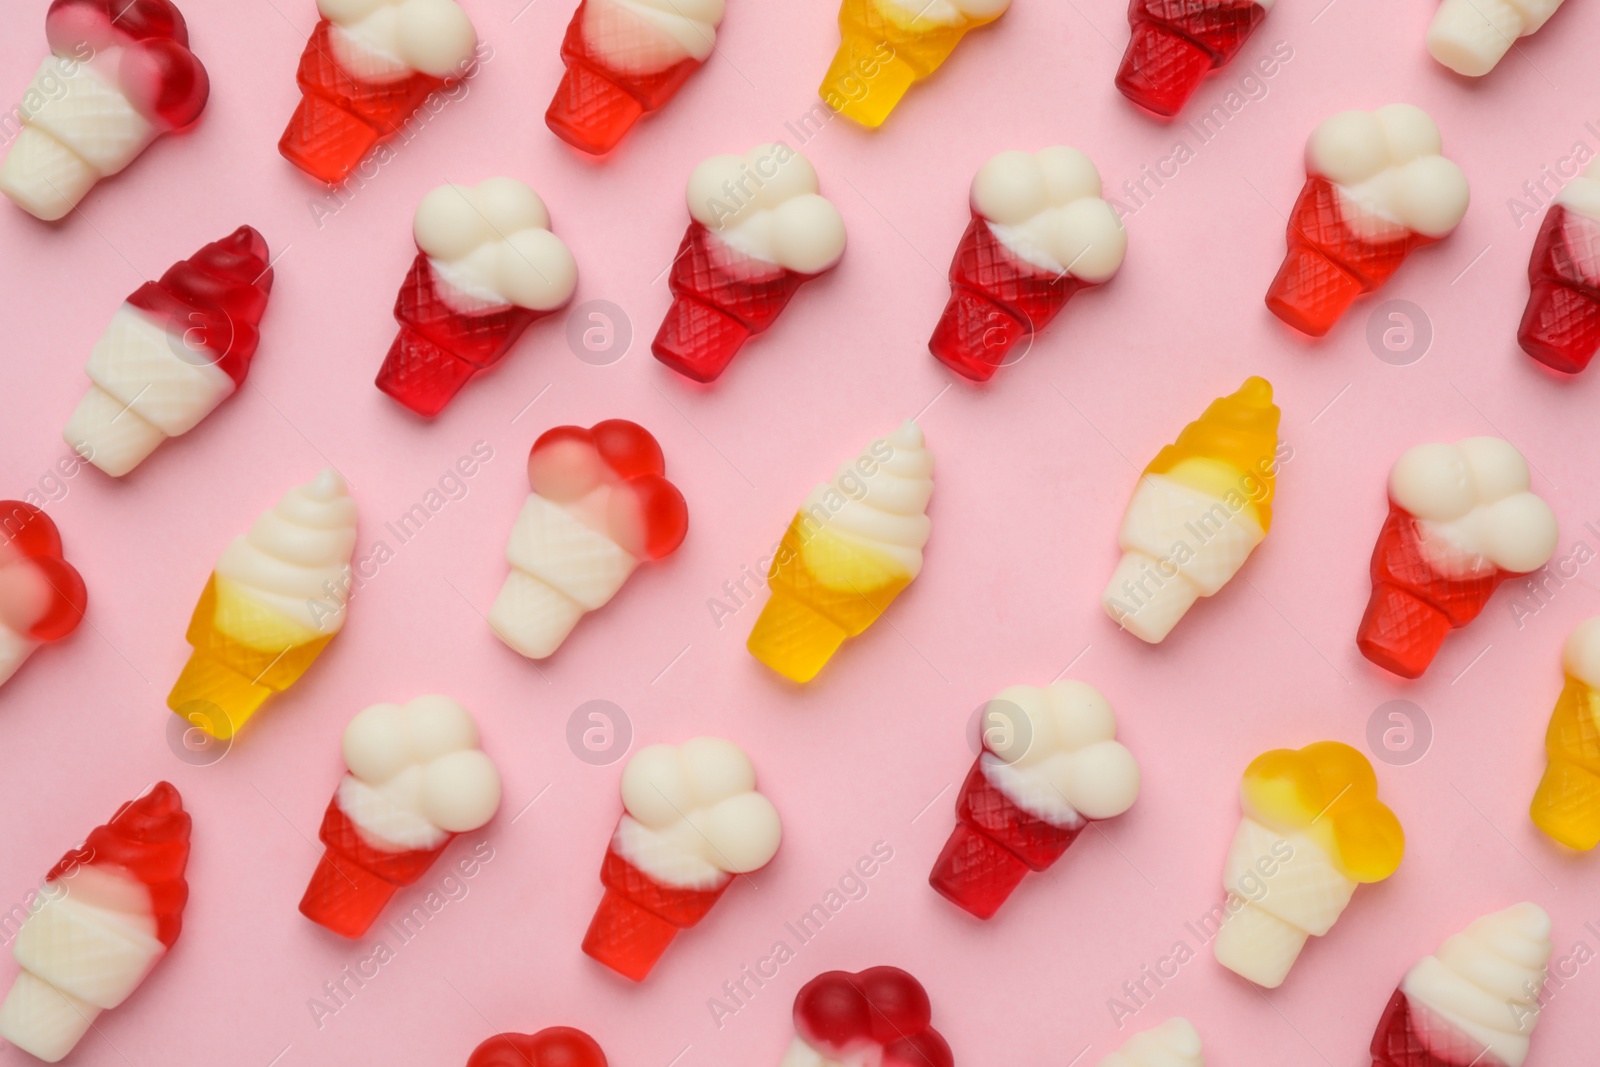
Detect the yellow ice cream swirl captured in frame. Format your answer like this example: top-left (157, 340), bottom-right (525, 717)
top-left (1240, 741), bottom-right (1404, 882)
top-left (1145, 376), bottom-right (1280, 531)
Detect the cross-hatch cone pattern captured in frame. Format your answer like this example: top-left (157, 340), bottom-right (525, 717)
top-left (1102, 377), bottom-right (1279, 644)
top-left (819, 0), bottom-right (1009, 128)
top-left (166, 470), bottom-right (357, 739)
top-left (1519, 159), bottom-right (1600, 373)
top-left (1115, 0), bottom-right (1269, 118)
top-left (1214, 741), bottom-right (1403, 989)
top-left (747, 422), bottom-right (933, 683)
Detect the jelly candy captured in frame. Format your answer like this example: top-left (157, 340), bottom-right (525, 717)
top-left (783, 966), bottom-right (953, 1067)
top-left (0, 502), bottom-right (87, 689)
top-left (1428, 0), bottom-right (1564, 76)
top-left (1530, 617), bottom-right (1600, 849)
top-left (1116, 0), bottom-right (1269, 118)
top-left (468, 1028), bottom-right (607, 1067)
top-left (1099, 1018), bottom-right (1204, 1066)
top-left (1518, 159), bottom-right (1600, 373)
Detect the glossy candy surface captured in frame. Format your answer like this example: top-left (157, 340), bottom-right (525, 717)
top-left (1519, 161), bottom-right (1600, 373)
top-left (1116, 0), bottom-right (1268, 118)
top-left (468, 1027), bottom-right (608, 1067)
top-left (1531, 618), bottom-right (1600, 849)
top-left (785, 967), bottom-right (954, 1067)
top-left (0, 502), bottom-right (87, 689)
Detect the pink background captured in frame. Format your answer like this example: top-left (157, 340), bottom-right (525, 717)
top-left (2, 0), bottom-right (1599, 1063)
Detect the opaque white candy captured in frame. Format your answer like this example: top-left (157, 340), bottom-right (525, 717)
top-left (970, 146), bottom-right (1127, 281)
top-left (686, 145), bottom-right (847, 273)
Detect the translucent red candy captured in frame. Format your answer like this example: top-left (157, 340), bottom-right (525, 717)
top-left (1115, 0), bottom-right (1266, 118)
top-left (467, 1027), bottom-right (608, 1067)
top-left (794, 967), bottom-right (954, 1067)
top-left (125, 226), bottom-right (274, 385)
top-left (528, 421), bottom-right (688, 560)
top-left (1519, 204), bottom-right (1600, 374)
top-left (1368, 989), bottom-right (1467, 1067)
top-left (46, 782), bottom-right (191, 947)
top-left (0, 501), bottom-right (87, 642)
top-left (46, 0), bottom-right (209, 129)
top-left (299, 796), bottom-right (450, 939)
top-left (545, 1), bottom-right (703, 155)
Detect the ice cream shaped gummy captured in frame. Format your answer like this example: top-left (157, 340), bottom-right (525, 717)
top-left (930, 147), bottom-right (1126, 383)
top-left (545, 0), bottom-right (722, 155)
top-left (783, 967), bottom-right (953, 1067)
top-left (1213, 742), bottom-right (1404, 989)
top-left (929, 681), bottom-right (1139, 919)
top-left (468, 1028), bottom-right (608, 1067)
top-left (0, 782), bottom-right (189, 1063)
top-left (166, 470), bottom-right (358, 739)
top-left (1267, 105), bottom-right (1469, 337)
top-left (377, 179), bottom-right (578, 417)
top-left (0, 502), bottom-right (87, 690)
top-left (747, 422), bottom-right (934, 684)
top-left (301, 696), bottom-right (502, 938)
top-left (1358, 438), bottom-right (1557, 680)
top-left (819, 0), bottom-right (1010, 128)
top-left (1369, 903), bottom-right (1552, 1067)
top-left (1098, 1018), bottom-right (1204, 1067)
top-left (1116, 0), bottom-right (1271, 118)
top-left (1102, 377), bottom-right (1279, 644)
top-left (1518, 159), bottom-right (1600, 373)
top-left (0, 0), bottom-right (209, 222)
top-left (279, 0), bottom-right (477, 185)
top-left (583, 737), bottom-right (780, 981)
top-left (1530, 617), bottom-right (1600, 849)
top-left (490, 420), bottom-right (688, 660)
top-left (1427, 0), bottom-right (1564, 77)
top-left (653, 145), bottom-right (846, 383)
top-left (63, 227), bottom-right (274, 476)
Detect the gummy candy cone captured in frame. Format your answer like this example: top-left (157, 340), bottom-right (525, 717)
top-left (300, 697), bottom-right (501, 938)
top-left (1214, 742), bottom-right (1403, 989)
top-left (1357, 439), bottom-right (1556, 679)
top-left (930, 682), bottom-right (1138, 919)
top-left (279, 2), bottom-right (476, 185)
top-left (583, 739), bottom-right (780, 981)
top-left (0, 502), bottom-right (87, 690)
top-left (1266, 106), bottom-right (1469, 337)
top-left (1369, 903), bottom-right (1551, 1067)
top-left (784, 967), bottom-right (953, 1067)
top-left (1518, 164), bottom-right (1600, 373)
top-left (468, 1028), bottom-right (608, 1067)
top-left (490, 421), bottom-right (687, 659)
top-left (166, 470), bottom-right (357, 739)
top-left (64, 227), bottom-right (274, 475)
top-left (375, 180), bottom-right (577, 417)
top-left (1427, 0), bottom-right (1566, 77)
top-left (653, 147), bottom-right (846, 382)
top-left (1530, 618), bottom-right (1600, 850)
top-left (0, 0), bottom-right (209, 221)
top-left (1102, 377), bottom-right (1279, 643)
top-left (1099, 1018), bottom-right (1204, 1067)
top-left (748, 422), bottom-right (934, 683)
top-left (0, 782), bottom-right (189, 1063)
top-left (544, 0), bottom-right (722, 155)
top-left (1115, 0), bottom-right (1268, 118)
top-left (930, 148), bottom-right (1125, 382)
top-left (819, 0), bottom-right (1009, 128)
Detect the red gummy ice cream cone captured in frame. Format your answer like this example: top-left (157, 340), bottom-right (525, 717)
top-left (1369, 904), bottom-right (1551, 1067)
top-left (782, 966), bottom-right (954, 1067)
top-left (583, 738), bottom-right (780, 981)
top-left (64, 226), bottom-right (274, 476)
top-left (279, 2), bottom-right (477, 186)
top-left (1267, 106), bottom-right (1469, 337)
top-left (1358, 439), bottom-right (1557, 679)
top-left (929, 681), bottom-right (1138, 919)
top-left (545, 0), bottom-right (722, 155)
top-left (0, 502), bottom-right (87, 690)
top-left (930, 149), bottom-right (1125, 383)
top-left (468, 1027), bottom-right (608, 1067)
top-left (653, 146), bottom-right (845, 382)
top-left (0, 0), bottom-right (209, 221)
top-left (300, 696), bottom-right (502, 938)
top-left (1116, 0), bottom-right (1269, 118)
top-left (0, 782), bottom-right (190, 1063)
top-left (1519, 164), bottom-right (1600, 373)
top-left (376, 179), bottom-right (577, 417)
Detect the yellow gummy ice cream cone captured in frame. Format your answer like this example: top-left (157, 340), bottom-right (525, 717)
top-left (1531, 618), bottom-right (1600, 850)
top-left (1103, 376), bottom-right (1280, 643)
top-left (168, 470), bottom-right (357, 740)
top-left (819, 0), bottom-right (1011, 128)
top-left (748, 421), bottom-right (933, 683)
